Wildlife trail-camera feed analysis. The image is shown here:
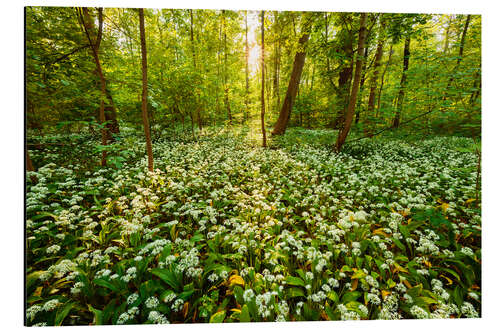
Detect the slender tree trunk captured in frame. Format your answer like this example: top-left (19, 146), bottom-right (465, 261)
top-left (26, 150), bottom-right (37, 183)
top-left (93, 8), bottom-right (120, 138)
top-left (78, 7), bottom-right (108, 167)
top-left (392, 36), bottom-right (411, 128)
top-left (222, 10), bottom-right (232, 124)
top-left (276, 21), bottom-right (281, 113)
top-left (325, 12), bottom-right (331, 76)
top-left (443, 14), bottom-right (471, 103)
top-left (355, 46), bottom-right (369, 124)
top-left (335, 13), bottom-right (367, 151)
top-left (366, 22), bottom-right (385, 132)
top-left (261, 11), bottom-right (267, 147)
top-left (443, 15), bottom-right (452, 54)
top-left (377, 44), bottom-right (393, 116)
top-left (333, 28), bottom-right (354, 129)
top-left (245, 11), bottom-right (250, 122)
top-left (190, 9), bottom-right (203, 131)
top-left (139, 8), bottom-right (154, 172)
top-left (469, 70), bottom-right (481, 106)
top-left (216, 15), bottom-right (222, 118)
top-left (271, 13), bottom-right (312, 135)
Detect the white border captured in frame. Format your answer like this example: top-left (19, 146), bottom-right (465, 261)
top-left (2, 1), bottom-right (499, 332)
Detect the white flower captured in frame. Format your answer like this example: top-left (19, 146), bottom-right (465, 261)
top-left (127, 293), bottom-right (139, 305)
top-left (42, 299), bottom-right (60, 312)
top-left (145, 296), bottom-right (159, 309)
top-left (46, 245), bottom-right (61, 255)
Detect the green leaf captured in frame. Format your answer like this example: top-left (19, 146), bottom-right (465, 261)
top-left (392, 237), bottom-right (406, 251)
top-left (327, 290), bottom-right (339, 303)
top-left (341, 291), bottom-right (361, 303)
top-left (352, 270), bottom-right (366, 279)
top-left (240, 305), bottom-right (250, 322)
top-left (209, 310), bottom-right (226, 323)
top-left (55, 302), bottom-right (75, 326)
top-left (284, 276), bottom-right (305, 287)
top-left (93, 278), bottom-right (120, 293)
top-left (287, 287), bottom-right (305, 298)
top-left (399, 224), bottom-right (410, 240)
top-left (88, 304), bottom-right (103, 325)
top-left (151, 268), bottom-right (182, 291)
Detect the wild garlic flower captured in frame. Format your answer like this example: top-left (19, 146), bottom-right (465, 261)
top-left (145, 296), bottom-right (159, 309)
top-left (46, 245), bottom-right (61, 255)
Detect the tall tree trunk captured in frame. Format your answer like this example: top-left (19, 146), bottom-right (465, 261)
top-left (190, 9), bottom-right (203, 131)
top-left (377, 44), bottom-right (393, 116)
top-left (333, 30), bottom-right (354, 129)
top-left (354, 45), bottom-right (369, 124)
top-left (366, 21), bottom-right (385, 131)
top-left (222, 10), bottom-right (232, 124)
top-left (245, 11), bottom-right (249, 122)
top-left (139, 8), bottom-right (154, 172)
top-left (469, 70), bottom-right (481, 106)
top-left (78, 7), bottom-right (108, 167)
top-left (324, 12), bottom-right (331, 76)
top-left (442, 14), bottom-right (471, 104)
top-left (93, 8), bottom-right (120, 138)
top-left (392, 36), bottom-right (411, 128)
top-left (275, 14), bottom-right (282, 113)
top-left (271, 13), bottom-right (312, 135)
top-left (335, 13), bottom-right (367, 151)
top-left (26, 150), bottom-right (37, 183)
top-left (333, 17), bottom-right (354, 129)
top-left (261, 11), bottom-right (267, 147)
top-left (443, 15), bottom-right (452, 54)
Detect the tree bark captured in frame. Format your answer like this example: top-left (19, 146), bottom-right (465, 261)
top-left (78, 7), bottom-right (108, 167)
top-left (354, 45), bottom-right (369, 124)
top-left (442, 14), bottom-right (471, 103)
top-left (392, 36), bottom-right (411, 128)
top-left (222, 10), bottom-right (232, 124)
top-left (271, 13), bottom-right (312, 135)
top-left (377, 44), bottom-right (393, 116)
top-left (190, 9), bottom-right (203, 131)
top-left (366, 20), bottom-right (385, 131)
top-left (93, 8), bottom-right (120, 138)
top-left (26, 150), bottom-right (37, 183)
top-left (443, 15), bottom-right (452, 54)
top-left (332, 16), bottom-right (355, 129)
top-left (139, 8), bottom-right (154, 172)
top-left (335, 13), bottom-right (367, 151)
top-left (245, 11), bottom-right (250, 122)
top-left (261, 11), bottom-right (267, 147)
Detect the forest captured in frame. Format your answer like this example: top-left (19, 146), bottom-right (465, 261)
top-left (25, 7), bottom-right (481, 326)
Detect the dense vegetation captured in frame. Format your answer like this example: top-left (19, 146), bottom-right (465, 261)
top-left (25, 7), bottom-right (481, 326)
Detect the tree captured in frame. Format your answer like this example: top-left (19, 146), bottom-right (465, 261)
top-left (139, 8), bottom-right (154, 172)
top-left (442, 14), bottom-right (471, 104)
top-left (332, 14), bottom-right (355, 130)
top-left (271, 13), bottom-right (313, 136)
top-left (222, 10), bottom-right (232, 125)
top-left (261, 11), bottom-right (267, 147)
top-left (335, 13), bottom-right (367, 151)
top-left (26, 150), bottom-right (37, 183)
top-left (77, 7), bottom-right (109, 167)
top-left (366, 17), bottom-right (386, 127)
top-left (190, 9), bottom-right (203, 131)
top-left (245, 11), bottom-right (250, 123)
top-left (392, 35), bottom-right (410, 128)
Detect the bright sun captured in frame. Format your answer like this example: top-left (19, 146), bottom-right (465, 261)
top-left (245, 11), bottom-right (262, 76)
top-left (248, 45), bottom-right (261, 74)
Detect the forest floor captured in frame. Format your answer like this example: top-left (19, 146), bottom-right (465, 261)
top-left (26, 125), bottom-right (481, 325)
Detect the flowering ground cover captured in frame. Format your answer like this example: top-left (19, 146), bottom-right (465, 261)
top-left (26, 127), bottom-right (481, 325)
